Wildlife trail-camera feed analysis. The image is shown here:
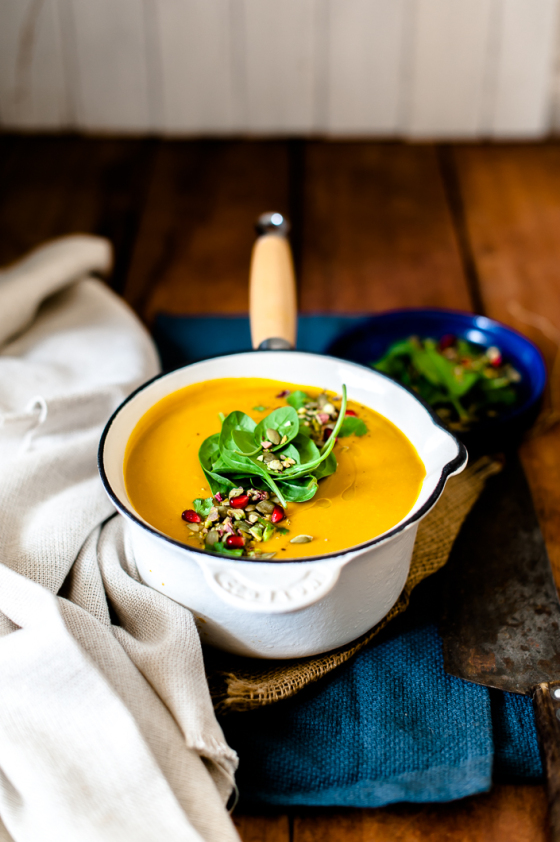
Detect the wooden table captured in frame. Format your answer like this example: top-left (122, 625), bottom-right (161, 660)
top-left (1, 133), bottom-right (558, 841)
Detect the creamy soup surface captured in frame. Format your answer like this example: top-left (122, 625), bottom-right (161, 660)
top-left (124, 377), bottom-right (426, 559)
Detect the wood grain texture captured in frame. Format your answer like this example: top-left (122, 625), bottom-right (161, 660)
top-left (298, 142), bottom-right (472, 312)
top-left (233, 813), bottom-right (290, 842)
top-left (124, 141), bottom-right (290, 320)
top-left (292, 786), bottom-right (547, 841)
top-left (0, 135), bottom-right (156, 291)
top-left (0, 134), bottom-right (556, 842)
top-left (453, 143), bottom-right (560, 584)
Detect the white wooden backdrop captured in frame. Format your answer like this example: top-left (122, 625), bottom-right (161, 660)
top-left (1, 0), bottom-right (559, 137)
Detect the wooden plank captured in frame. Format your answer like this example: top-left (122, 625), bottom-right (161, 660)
top-left (241, 0), bottom-right (320, 134)
top-left (0, 0), bottom-right (68, 129)
top-left (70, 0), bottom-right (151, 132)
top-left (0, 136), bottom-right (156, 292)
top-left (155, 0), bottom-right (235, 134)
top-left (407, 0), bottom-right (493, 138)
top-left (325, 0), bottom-right (406, 135)
top-left (293, 785), bottom-right (547, 841)
top-left (298, 142), bottom-right (472, 313)
top-left (233, 813), bottom-right (290, 842)
top-left (490, 0), bottom-right (559, 138)
top-left (123, 140), bottom-right (290, 320)
top-left (454, 142), bottom-right (560, 584)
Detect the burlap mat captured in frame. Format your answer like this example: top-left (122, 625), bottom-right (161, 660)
top-left (206, 456), bottom-right (502, 714)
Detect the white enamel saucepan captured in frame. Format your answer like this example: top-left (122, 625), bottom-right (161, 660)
top-left (99, 213), bottom-right (467, 659)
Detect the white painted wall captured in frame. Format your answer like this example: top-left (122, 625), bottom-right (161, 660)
top-left (0, 0), bottom-right (559, 137)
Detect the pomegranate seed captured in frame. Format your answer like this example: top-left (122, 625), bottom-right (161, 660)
top-left (182, 509), bottom-right (201, 523)
top-left (230, 494), bottom-right (250, 508)
top-left (439, 334), bottom-right (455, 350)
top-left (345, 409), bottom-right (358, 417)
top-left (226, 535), bottom-right (245, 548)
top-left (276, 390), bottom-right (290, 398)
top-left (271, 505), bottom-right (285, 524)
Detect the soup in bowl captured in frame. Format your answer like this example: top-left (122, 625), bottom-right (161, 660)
top-left (99, 351), bottom-right (466, 658)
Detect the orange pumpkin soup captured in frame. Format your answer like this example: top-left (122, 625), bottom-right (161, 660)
top-left (124, 377), bottom-right (425, 559)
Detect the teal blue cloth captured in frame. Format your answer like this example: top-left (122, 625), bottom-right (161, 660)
top-left (154, 313), bottom-right (543, 808)
top-left (153, 314), bottom-right (371, 369)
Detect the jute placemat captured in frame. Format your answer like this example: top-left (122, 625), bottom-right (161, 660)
top-left (206, 456), bottom-right (502, 714)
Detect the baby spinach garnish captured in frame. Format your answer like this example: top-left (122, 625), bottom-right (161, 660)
top-left (197, 385), bottom-right (349, 508)
top-left (187, 385), bottom-right (372, 559)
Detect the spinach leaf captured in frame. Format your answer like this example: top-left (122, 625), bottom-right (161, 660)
top-left (312, 451), bottom-right (337, 481)
top-left (232, 429), bottom-right (262, 456)
top-left (286, 390), bottom-right (309, 410)
top-left (254, 406), bottom-right (299, 449)
top-left (279, 385), bottom-right (347, 480)
top-left (291, 433), bottom-right (320, 464)
top-left (198, 433), bottom-right (247, 495)
top-left (197, 385), bottom-right (349, 507)
top-left (277, 475), bottom-right (318, 502)
top-left (338, 416), bottom-right (368, 437)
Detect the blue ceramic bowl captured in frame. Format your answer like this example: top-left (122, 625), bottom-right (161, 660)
top-left (327, 308), bottom-right (547, 454)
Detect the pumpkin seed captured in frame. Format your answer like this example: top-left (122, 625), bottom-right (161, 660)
top-left (263, 452), bottom-right (275, 463)
top-left (186, 522), bottom-right (201, 533)
top-left (228, 487), bottom-right (244, 499)
top-left (247, 513), bottom-right (260, 524)
top-left (245, 504), bottom-right (256, 511)
top-left (228, 508), bottom-right (246, 521)
top-left (266, 428), bottom-right (281, 445)
top-left (237, 521), bottom-right (252, 534)
top-left (257, 551), bottom-right (277, 560)
top-left (205, 529), bottom-right (220, 546)
top-left (263, 524), bottom-right (275, 542)
top-left (290, 534), bottom-right (313, 544)
top-left (256, 500), bottom-right (275, 514)
top-left (267, 460), bottom-right (284, 472)
top-left (249, 526), bottom-right (263, 542)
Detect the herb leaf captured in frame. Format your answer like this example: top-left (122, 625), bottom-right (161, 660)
top-left (286, 390), bottom-right (309, 410)
top-left (338, 416), bottom-right (368, 437)
top-left (193, 497), bottom-right (213, 518)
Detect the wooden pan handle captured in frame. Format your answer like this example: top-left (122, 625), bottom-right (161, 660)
top-left (249, 212), bottom-right (297, 350)
top-left (533, 681), bottom-right (560, 841)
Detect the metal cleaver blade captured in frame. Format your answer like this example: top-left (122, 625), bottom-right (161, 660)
top-left (441, 455), bottom-right (560, 840)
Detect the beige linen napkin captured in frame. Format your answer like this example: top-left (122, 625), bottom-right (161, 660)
top-left (0, 237), bottom-right (239, 842)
